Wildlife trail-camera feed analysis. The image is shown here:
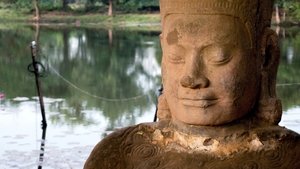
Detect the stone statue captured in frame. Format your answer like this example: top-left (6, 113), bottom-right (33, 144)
top-left (84, 0), bottom-right (300, 168)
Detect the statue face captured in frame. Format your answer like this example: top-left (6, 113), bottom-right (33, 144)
top-left (161, 15), bottom-right (261, 125)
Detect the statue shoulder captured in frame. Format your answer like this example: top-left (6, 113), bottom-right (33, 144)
top-left (253, 126), bottom-right (300, 168)
top-left (84, 123), bottom-right (157, 169)
top-left (256, 125), bottom-right (300, 142)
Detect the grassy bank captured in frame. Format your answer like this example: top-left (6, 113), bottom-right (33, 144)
top-left (40, 12), bottom-right (161, 27)
top-left (0, 9), bottom-right (161, 29)
top-left (0, 9), bottom-right (29, 22)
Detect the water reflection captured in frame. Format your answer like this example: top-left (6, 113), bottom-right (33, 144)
top-left (276, 27), bottom-right (300, 110)
top-left (0, 25), bottom-right (300, 168)
top-left (274, 26), bottom-right (300, 132)
top-left (40, 28), bottom-right (161, 128)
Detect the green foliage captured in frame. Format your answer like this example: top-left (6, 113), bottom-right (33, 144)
top-left (14, 0), bottom-right (32, 10)
top-left (0, 2), bottom-right (13, 9)
top-left (0, 0), bottom-right (64, 12)
top-left (0, 0), bottom-right (17, 3)
top-left (66, 0), bottom-right (159, 13)
top-left (275, 0), bottom-right (300, 20)
top-left (287, 2), bottom-right (300, 19)
top-left (0, 0), bottom-right (159, 13)
top-left (39, 0), bottom-right (62, 11)
top-left (115, 0), bottom-right (159, 13)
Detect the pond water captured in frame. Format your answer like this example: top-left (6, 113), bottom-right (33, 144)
top-left (0, 25), bottom-right (299, 169)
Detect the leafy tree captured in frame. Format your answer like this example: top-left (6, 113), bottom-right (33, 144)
top-left (275, 0), bottom-right (300, 21)
top-left (108, 0), bottom-right (112, 15)
top-left (98, 0), bottom-right (159, 14)
top-left (0, 0), bottom-right (160, 13)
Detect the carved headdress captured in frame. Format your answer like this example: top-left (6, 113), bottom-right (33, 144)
top-left (160, 0), bottom-right (274, 47)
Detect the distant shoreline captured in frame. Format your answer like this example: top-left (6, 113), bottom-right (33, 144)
top-left (1, 10), bottom-right (299, 30)
top-left (0, 10), bottom-right (161, 28)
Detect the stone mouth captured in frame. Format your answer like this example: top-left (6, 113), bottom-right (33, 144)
top-left (180, 98), bottom-right (218, 108)
top-left (177, 90), bottom-right (218, 108)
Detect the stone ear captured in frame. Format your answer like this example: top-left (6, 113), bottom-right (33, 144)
top-left (158, 34), bottom-right (171, 121)
top-left (159, 34), bottom-right (163, 49)
top-left (260, 28), bottom-right (280, 79)
top-left (257, 28), bottom-right (282, 125)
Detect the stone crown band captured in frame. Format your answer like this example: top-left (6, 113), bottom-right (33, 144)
top-left (160, 0), bottom-right (258, 23)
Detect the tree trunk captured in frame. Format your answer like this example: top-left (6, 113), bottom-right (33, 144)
top-left (33, 0), bottom-right (40, 21)
top-left (62, 0), bottom-right (68, 11)
top-left (275, 4), bottom-right (280, 25)
top-left (108, 0), bottom-right (113, 16)
top-left (34, 23), bottom-right (40, 56)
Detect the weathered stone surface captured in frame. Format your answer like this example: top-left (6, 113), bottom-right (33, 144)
top-left (84, 0), bottom-right (300, 168)
top-left (84, 121), bottom-right (300, 168)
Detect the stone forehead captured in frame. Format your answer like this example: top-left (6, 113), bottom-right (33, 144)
top-left (164, 15), bottom-right (251, 48)
top-left (160, 0), bottom-right (274, 47)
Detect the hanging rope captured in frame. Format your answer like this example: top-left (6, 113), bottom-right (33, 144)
top-left (48, 65), bottom-right (151, 102)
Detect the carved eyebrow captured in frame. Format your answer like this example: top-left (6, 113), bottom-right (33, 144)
top-left (209, 31), bottom-right (238, 45)
top-left (166, 44), bottom-right (185, 56)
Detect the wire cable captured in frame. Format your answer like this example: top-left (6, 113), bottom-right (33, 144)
top-left (48, 65), bottom-right (151, 102)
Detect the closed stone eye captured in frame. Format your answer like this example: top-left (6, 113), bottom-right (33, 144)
top-left (167, 45), bottom-right (186, 64)
top-left (204, 46), bottom-right (232, 65)
top-left (209, 53), bottom-right (232, 65)
top-left (168, 54), bottom-right (184, 63)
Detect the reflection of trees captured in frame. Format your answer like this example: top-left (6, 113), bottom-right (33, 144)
top-left (39, 27), bottom-right (162, 127)
top-left (277, 86), bottom-right (300, 110)
top-left (0, 26), bottom-right (37, 98)
top-left (276, 27), bottom-right (300, 110)
top-left (47, 100), bottom-right (97, 127)
top-left (0, 27), bottom-right (159, 128)
top-left (0, 26), bottom-right (162, 128)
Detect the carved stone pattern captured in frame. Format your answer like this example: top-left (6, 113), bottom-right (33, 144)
top-left (85, 124), bottom-right (300, 169)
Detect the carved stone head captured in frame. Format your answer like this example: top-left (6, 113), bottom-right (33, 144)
top-left (158, 0), bottom-right (281, 126)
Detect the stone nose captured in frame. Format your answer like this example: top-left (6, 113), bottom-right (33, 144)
top-left (180, 49), bottom-right (209, 89)
top-left (180, 75), bottom-right (209, 89)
